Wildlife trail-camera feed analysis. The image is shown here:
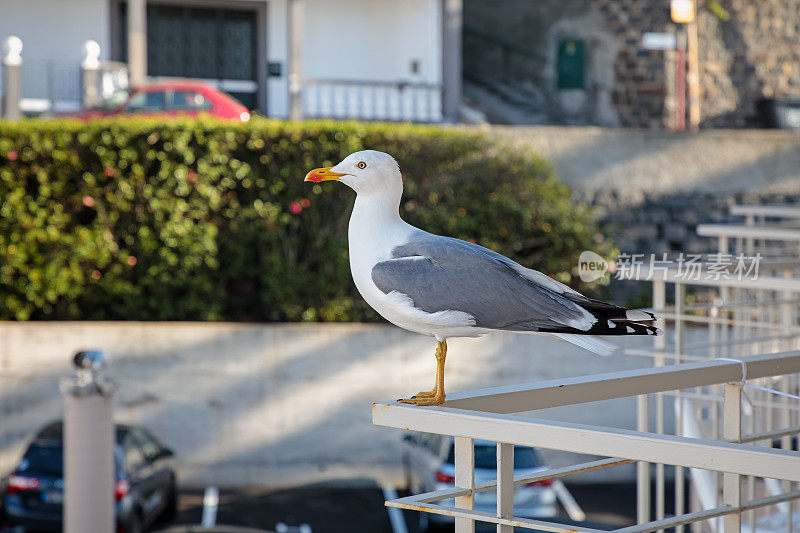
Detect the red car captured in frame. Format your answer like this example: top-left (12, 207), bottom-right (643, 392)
top-left (63, 81), bottom-right (250, 122)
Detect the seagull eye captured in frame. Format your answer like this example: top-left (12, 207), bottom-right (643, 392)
top-left (357, 161), bottom-right (367, 169)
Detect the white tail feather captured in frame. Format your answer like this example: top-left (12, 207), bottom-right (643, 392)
top-left (553, 334), bottom-right (619, 357)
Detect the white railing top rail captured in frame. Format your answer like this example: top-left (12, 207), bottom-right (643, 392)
top-left (730, 204), bottom-right (800, 219)
top-left (696, 223), bottom-right (800, 241)
top-left (387, 350), bottom-right (800, 414)
top-left (623, 267), bottom-right (800, 290)
top-left (374, 402), bottom-right (800, 481)
top-left (302, 77), bottom-right (442, 90)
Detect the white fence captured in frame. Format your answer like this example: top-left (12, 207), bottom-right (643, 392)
top-left (302, 78), bottom-right (443, 122)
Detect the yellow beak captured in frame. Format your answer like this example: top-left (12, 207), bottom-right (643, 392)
top-left (305, 167), bottom-right (346, 183)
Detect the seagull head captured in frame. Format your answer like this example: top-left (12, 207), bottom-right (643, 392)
top-left (304, 150), bottom-right (401, 196)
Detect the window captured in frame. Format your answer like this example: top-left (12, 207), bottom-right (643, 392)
top-left (446, 444), bottom-right (543, 469)
top-left (131, 428), bottom-right (163, 462)
top-left (125, 90), bottom-right (167, 112)
top-left (121, 431), bottom-right (146, 470)
top-left (169, 91), bottom-right (212, 111)
top-left (20, 445), bottom-right (63, 476)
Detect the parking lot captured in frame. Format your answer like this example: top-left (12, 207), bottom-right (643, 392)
top-left (169, 482), bottom-right (639, 532)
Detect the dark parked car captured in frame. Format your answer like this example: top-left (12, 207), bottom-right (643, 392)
top-left (2, 421), bottom-right (177, 533)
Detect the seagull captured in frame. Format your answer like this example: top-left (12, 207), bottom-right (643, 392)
top-left (305, 150), bottom-right (659, 406)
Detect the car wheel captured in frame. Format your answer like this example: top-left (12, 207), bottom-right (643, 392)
top-left (161, 482), bottom-right (179, 523)
top-left (126, 511), bottom-right (144, 533)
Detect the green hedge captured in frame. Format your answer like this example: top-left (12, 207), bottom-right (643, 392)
top-left (0, 118), bottom-right (614, 321)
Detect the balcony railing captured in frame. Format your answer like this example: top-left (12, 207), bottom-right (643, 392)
top-left (301, 78), bottom-right (443, 123)
top-left (373, 351), bottom-right (800, 533)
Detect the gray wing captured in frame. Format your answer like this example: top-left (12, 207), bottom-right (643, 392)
top-left (370, 232), bottom-right (596, 332)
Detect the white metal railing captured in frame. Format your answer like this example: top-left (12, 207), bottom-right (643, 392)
top-left (302, 78), bottom-right (443, 122)
top-left (625, 205), bottom-right (800, 533)
top-left (730, 205), bottom-right (800, 223)
top-left (373, 352), bottom-right (800, 533)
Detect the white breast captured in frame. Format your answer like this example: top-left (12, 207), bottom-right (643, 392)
top-left (346, 200), bottom-right (481, 339)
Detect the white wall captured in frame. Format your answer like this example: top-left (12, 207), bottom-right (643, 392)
top-left (0, 0), bottom-right (442, 117)
top-left (0, 321), bottom-right (686, 489)
top-left (0, 0), bottom-right (110, 63)
top-left (303, 0), bottom-right (441, 84)
top-left (267, 0), bottom-right (442, 118)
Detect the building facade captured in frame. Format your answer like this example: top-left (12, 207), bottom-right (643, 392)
top-left (1, 0), bottom-right (462, 122)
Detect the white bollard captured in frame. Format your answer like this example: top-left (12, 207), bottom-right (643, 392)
top-left (201, 485), bottom-right (219, 527)
top-left (61, 350), bottom-right (115, 533)
top-left (2, 36), bottom-right (23, 119)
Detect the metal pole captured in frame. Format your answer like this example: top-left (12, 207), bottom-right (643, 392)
top-left (128, 0), bottom-right (147, 87)
top-left (2, 36), bottom-right (23, 119)
top-left (454, 436), bottom-right (475, 533)
top-left (81, 40), bottom-right (102, 109)
top-left (722, 383), bottom-right (742, 533)
top-left (441, 0), bottom-right (463, 123)
top-left (675, 29), bottom-right (686, 131)
top-left (686, 4), bottom-right (701, 130)
top-left (288, 0), bottom-right (304, 120)
top-left (496, 442), bottom-right (514, 533)
top-left (61, 351), bottom-right (115, 533)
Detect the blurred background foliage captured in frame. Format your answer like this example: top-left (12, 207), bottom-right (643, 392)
top-left (0, 118), bottom-right (615, 321)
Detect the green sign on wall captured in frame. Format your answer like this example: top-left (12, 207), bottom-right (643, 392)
top-left (557, 39), bottom-right (585, 90)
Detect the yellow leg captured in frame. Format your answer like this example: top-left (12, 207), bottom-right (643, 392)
top-left (399, 340), bottom-right (447, 406)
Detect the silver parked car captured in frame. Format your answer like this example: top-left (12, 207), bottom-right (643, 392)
top-left (402, 433), bottom-right (557, 531)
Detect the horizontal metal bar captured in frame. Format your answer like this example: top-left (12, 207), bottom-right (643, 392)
top-left (614, 490), bottom-right (800, 533)
top-left (730, 205), bottom-right (800, 219)
top-left (302, 77), bottom-right (442, 89)
top-left (404, 458), bottom-right (634, 504)
top-left (627, 269), bottom-right (800, 290)
top-left (623, 348), bottom-right (707, 362)
top-left (615, 506), bottom-right (735, 533)
top-left (386, 500), bottom-right (605, 533)
top-left (373, 404), bottom-right (800, 481)
top-left (439, 351), bottom-right (800, 413)
top-left (739, 426), bottom-right (800, 444)
top-left (697, 224), bottom-right (800, 240)
top-left (389, 489), bottom-right (800, 533)
top-left (660, 390), bottom-right (800, 412)
top-left (656, 311), bottom-right (800, 331)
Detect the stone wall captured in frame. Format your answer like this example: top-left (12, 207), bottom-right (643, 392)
top-left (464, 0), bottom-right (800, 128)
top-left (698, 0), bottom-right (800, 127)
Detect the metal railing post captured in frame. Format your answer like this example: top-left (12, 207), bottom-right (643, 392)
top-left (637, 394), bottom-right (651, 524)
top-left (675, 282), bottom-right (686, 533)
top-left (454, 436), bottom-right (475, 533)
top-left (723, 383), bottom-right (742, 533)
top-left (2, 36), bottom-right (23, 119)
top-left (497, 442), bottom-right (514, 533)
top-left (653, 279), bottom-right (667, 526)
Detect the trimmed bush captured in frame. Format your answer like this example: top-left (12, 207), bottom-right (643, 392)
top-left (0, 118), bottom-right (614, 321)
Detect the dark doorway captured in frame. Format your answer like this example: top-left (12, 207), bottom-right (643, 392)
top-left (117, 2), bottom-right (260, 110)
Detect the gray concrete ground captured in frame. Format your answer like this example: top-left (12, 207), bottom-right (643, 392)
top-left (0, 322), bottom-right (693, 488)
